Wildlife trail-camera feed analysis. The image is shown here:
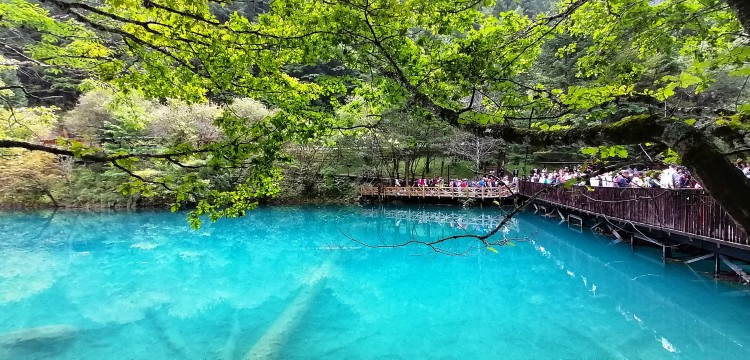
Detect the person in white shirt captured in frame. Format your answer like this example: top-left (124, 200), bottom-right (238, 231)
top-left (660, 165), bottom-right (676, 189)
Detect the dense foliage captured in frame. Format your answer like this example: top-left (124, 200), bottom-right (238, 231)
top-left (1, 0), bottom-right (749, 231)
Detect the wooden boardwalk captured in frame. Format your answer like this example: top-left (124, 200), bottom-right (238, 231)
top-left (361, 181), bottom-right (750, 251)
top-left (360, 186), bottom-right (514, 199)
top-left (517, 181), bottom-right (750, 250)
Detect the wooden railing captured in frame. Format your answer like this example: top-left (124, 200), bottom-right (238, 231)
top-left (361, 186), bottom-right (514, 199)
top-left (517, 181), bottom-right (750, 248)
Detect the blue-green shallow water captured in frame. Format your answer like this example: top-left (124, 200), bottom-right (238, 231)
top-left (1, 206), bottom-right (749, 359)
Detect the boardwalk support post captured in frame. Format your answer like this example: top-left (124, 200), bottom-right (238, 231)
top-left (684, 253), bottom-right (714, 264)
top-left (719, 255), bottom-right (750, 284)
top-left (715, 253), bottom-right (721, 278)
top-left (590, 220), bottom-right (603, 232)
top-left (611, 227), bottom-right (624, 245)
top-left (568, 215), bottom-right (583, 231)
top-left (662, 245), bottom-right (672, 261)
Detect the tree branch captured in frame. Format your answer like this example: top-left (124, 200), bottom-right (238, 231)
top-left (111, 160), bottom-right (174, 191)
top-left (0, 139), bottom-right (207, 162)
top-left (725, 0), bottom-right (750, 34)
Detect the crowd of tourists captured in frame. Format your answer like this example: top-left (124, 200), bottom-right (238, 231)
top-left (528, 164), bottom-right (700, 189)
top-left (529, 160), bottom-right (750, 189)
top-left (394, 171), bottom-right (515, 189)
top-left (395, 175), bottom-right (511, 188)
top-left (389, 159), bottom-right (750, 190)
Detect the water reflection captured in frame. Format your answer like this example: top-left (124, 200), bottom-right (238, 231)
top-left (521, 213), bottom-right (749, 357)
top-left (0, 206), bottom-right (748, 359)
top-left (361, 207), bottom-right (518, 232)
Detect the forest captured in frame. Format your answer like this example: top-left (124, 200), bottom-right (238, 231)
top-left (1, 0), bottom-right (749, 231)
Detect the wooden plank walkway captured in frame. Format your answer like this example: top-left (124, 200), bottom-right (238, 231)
top-left (517, 181), bottom-right (750, 249)
top-left (361, 181), bottom-right (750, 250)
top-left (360, 186), bottom-right (514, 199)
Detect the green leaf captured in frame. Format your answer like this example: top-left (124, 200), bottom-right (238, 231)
top-left (581, 147), bottom-right (599, 156)
top-left (729, 67), bottom-right (750, 77)
top-left (678, 73), bottom-right (703, 87)
top-left (563, 178), bottom-right (577, 189)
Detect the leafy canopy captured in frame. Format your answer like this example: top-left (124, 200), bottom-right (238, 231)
top-left (1, 0), bottom-right (748, 226)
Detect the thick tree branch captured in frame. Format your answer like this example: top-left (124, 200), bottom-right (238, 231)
top-left (726, 0), bottom-right (750, 34)
top-left (111, 160), bottom-right (174, 191)
top-left (0, 139), bottom-right (207, 162)
top-left (0, 85), bottom-right (64, 101)
top-left (386, 64), bottom-right (750, 238)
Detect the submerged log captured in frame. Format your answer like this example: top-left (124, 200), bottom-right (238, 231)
top-left (0, 324), bottom-right (78, 348)
top-left (244, 262), bottom-right (331, 360)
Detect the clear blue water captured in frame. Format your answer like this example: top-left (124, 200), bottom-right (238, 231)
top-left (1, 205), bottom-right (749, 359)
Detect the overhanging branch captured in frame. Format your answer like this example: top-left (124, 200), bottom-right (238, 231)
top-left (0, 139), bottom-right (207, 162)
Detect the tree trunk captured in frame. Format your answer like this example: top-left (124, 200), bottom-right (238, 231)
top-left (411, 157), bottom-right (420, 182)
top-left (405, 158), bottom-right (412, 185)
top-left (393, 158), bottom-right (399, 182)
top-left (496, 148), bottom-right (505, 175)
top-left (726, 0), bottom-right (750, 34)
top-left (420, 156), bottom-right (426, 178)
top-left (664, 124), bottom-right (750, 238)
top-left (43, 188), bottom-right (59, 208)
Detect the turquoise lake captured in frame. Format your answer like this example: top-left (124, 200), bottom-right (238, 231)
top-left (1, 205), bottom-right (749, 359)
